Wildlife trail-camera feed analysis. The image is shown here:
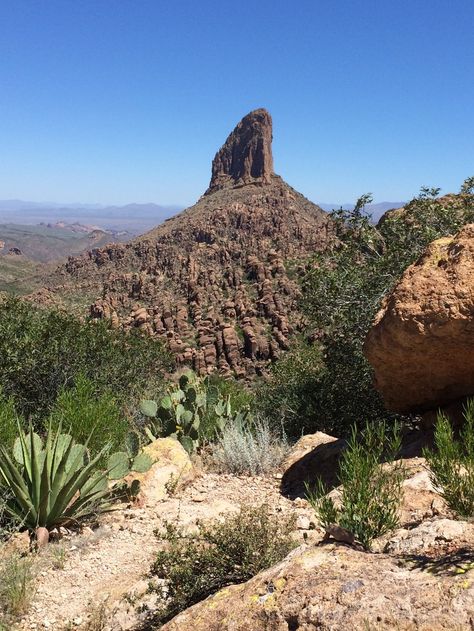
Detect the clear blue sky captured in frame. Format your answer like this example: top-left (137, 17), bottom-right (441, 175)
top-left (1, 0), bottom-right (473, 206)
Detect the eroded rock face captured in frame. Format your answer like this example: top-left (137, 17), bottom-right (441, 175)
top-left (206, 108), bottom-right (274, 194)
top-left (35, 110), bottom-right (332, 378)
top-left (364, 224), bottom-right (474, 413)
top-left (161, 532), bottom-right (474, 631)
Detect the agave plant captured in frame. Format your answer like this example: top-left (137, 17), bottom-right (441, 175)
top-left (0, 423), bottom-right (113, 536)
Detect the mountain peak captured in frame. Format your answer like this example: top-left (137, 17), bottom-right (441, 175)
top-left (206, 108), bottom-right (274, 195)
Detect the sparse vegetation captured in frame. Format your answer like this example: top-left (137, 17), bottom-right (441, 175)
top-left (148, 504), bottom-right (296, 624)
top-left (212, 415), bottom-right (288, 475)
top-left (424, 400), bottom-right (474, 518)
top-left (306, 421), bottom-right (405, 549)
top-left (0, 552), bottom-right (37, 620)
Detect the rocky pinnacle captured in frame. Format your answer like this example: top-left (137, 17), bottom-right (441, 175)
top-left (206, 108), bottom-right (274, 194)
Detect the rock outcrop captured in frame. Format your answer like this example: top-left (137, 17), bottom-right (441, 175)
top-left (206, 108), bottom-right (274, 194)
top-left (162, 523), bottom-right (474, 631)
top-left (35, 109), bottom-right (333, 378)
top-left (365, 224), bottom-right (474, 413)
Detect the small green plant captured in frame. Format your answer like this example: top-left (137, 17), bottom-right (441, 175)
top-left (212, 415), bottom-right (288, 475)
top-left (141, 370), bottom-right (252, 452)
top-left (148, 504), bottom-right (296, 624)
top-left (48, 374), bottom-right (129, 462)
top-left (0, 552), bottom-right (37, 619)
top-left (49, 542), bottom-right (67, 570)
top-left (424, 400), bottom-right (474, 518)
top-left (306, 421), bottom-right (405, 550)
top-left (107, 431), bottom-right (153, 480)
top-left (0, 423), bottom-right (113, 535)
top-left (141, 370), bottom-right (206, 453)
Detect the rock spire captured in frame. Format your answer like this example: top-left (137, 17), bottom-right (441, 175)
top-left (206, 108), bottom-right (274, 194)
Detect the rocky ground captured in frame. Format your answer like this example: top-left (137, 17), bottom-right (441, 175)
top-left (3, 432), bottom-right (472, 631)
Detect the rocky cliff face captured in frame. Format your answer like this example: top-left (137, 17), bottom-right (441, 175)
top-left (39, 109), bottom-right (332, 377)
top-left (206, 108), bottom-right (274, 194)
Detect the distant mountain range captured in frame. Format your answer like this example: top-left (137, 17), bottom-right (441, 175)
top-left (0, 199), bottom-right (404, 233)
top-left (0, 201), bottom-right (183, 234)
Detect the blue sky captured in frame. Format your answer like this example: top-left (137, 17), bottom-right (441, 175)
top-left (1, 0), bottom-right (473, 206)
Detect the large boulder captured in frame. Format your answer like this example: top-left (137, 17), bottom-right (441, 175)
top-left (161, 533), bottom-right (474, 630)
top-left (364, 225), bottom-right (474, 413)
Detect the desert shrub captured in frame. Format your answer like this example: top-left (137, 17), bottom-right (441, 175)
top-left (0, 388), bottom-right (22, 452)
top-left (48, 374), bottom-right (129, 458)
top-left (0, 296), bottom-right (172, 421)
top-left (306, 421), bottom-right (404, 549)
top-left (0, 552), bottom-right (37, 620)
top-left (256, 341), bottom-right (324, 437)
top-left (148, 504), bottom-right (296, 624)
top-left (299, 180), bottom-right (474, 435)
top-left (424, 400), bottom-right (474, 518)
top-left (212, 416), bottom-right (288, 475)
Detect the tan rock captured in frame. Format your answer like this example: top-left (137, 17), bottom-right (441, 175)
top-left (365, 225), bottom-right (474, 412)
top-left (162, 541), bottom-right (474, 630)
top-left (124, 438), bottom-right (194, 507)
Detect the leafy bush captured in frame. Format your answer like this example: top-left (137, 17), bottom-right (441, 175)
top-left (0, 296), bottom-right (172, 421)
top-left (424, 400), bottom-right (474, 517)
top-left (306, 421), bottom-right (404, 549)
top-left (256, 341), bottom-right (324, 437)
top-left (48, 374), bottom-right (129, 459)
top-left (0, 388), bottom-right (21, 452)
top-left (0, 424), bottom-right (113, 533)
top-left (212, 416), bottom-right (288, 475)
top-left (149, 504), bottom-right (296, 624)
top-left (298, 180), bottom-right (474, 435)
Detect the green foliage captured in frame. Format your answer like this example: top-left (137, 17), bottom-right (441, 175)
top-left (306, 421), bottom-right (405, 549)
top-left (48, 374), bottom-right (128, 461)
top-left (148, 504), bottom-right (296, 624)
top-left (0, 423), bottom-right (113, 531)
top-left (256, 341), bottom-right (324, 437)
top-left (300, 179), bottom-right (474, 435)
top-left (141, 370), bottom-right (252, 452)
top-left (0, 295), bottom-right (172, 421)
top-left (106, 446), bottom-right (153, 481)
top-left (0, 388), bottom-right (22, 452)
top-left (424, 400), bottom-right (474, 518)
top-left (212, 416), bottom-right (288, 475)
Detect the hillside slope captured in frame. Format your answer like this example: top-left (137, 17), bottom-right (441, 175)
top-left (36, 109), bottom-right (333, 377)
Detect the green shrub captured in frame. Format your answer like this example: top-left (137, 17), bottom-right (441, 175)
top-left (306, 421), bottom-right (405, 550)
top-left (0, 296), bottom-right (172, 421)
top-left (212, 416), bottom-right (288, 475)
top-left (424, 400), bottom-right (474, 518)
top-left (149, 504), bottom-right (296, 624)
top-left (0, 388), bottom-right (22, 452)
top-left (0, 423), bottom-right (113, 533)
top-left (256, 341), bottom-right (324, 437)
top-left (48, 374), bottom-right (129, 460)
top-left (299, 181), bottom-right (474, 435)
